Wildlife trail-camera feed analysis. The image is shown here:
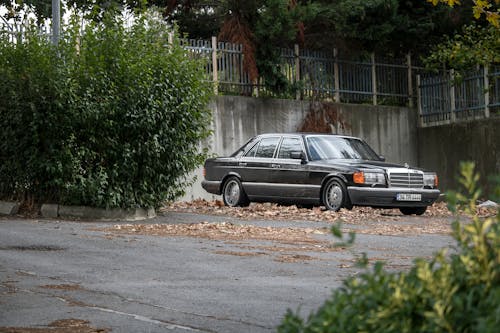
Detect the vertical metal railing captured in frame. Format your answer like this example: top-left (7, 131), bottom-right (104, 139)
top-left (418, 66), bottom-right (498, 126)
top-left (299, 48), bottom-right (335, 100)
top-left (488, 65), bottom-right (500, 116)
top-left (178, 37), bottom-right (417, 106)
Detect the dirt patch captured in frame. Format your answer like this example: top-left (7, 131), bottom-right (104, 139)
top-left (0, 245), bottom-right (64, 252)
top-left (239, 244), bottom-right (339, 253)
top-left (0, 319), bottom-right (109, 333)
top-left (213, 250), bottom-right (266, 257)
top-left (40, 284), bottom-right (82, 291)
top-left (351, 219), bottom-right (452, 235)
top-left (1, 281), bottom-right (18, 294)
top-left (275, 254), bottom-right (316, 263)
top-left (95, 222), bottom-right (339, 262)
top-left (97, 222), bottom-right (330, 246)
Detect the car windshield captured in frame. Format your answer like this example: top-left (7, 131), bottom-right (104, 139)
top-left (306, 136), bottom-right (381, 161)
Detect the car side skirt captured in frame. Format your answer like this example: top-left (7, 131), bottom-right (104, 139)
top-left (348, 187), bottom-right (440, 207)
top-left (243, 182), bottom-right (321, 201)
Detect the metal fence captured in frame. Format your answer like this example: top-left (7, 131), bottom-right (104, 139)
top-left (183, 37), bottom-right (419, 106)
top-left (0, 18), bottom-right (50, 43)
top-left (2, 20), bottom-right (498, 127)
top-left (181, 36), bottom-right (500, 127)
top-left (418, 66), bottom-right (500, 126)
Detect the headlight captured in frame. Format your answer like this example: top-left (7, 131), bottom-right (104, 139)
top-left (423, 173), bottom-right (438, 187)
top-left (353, 172), bottom-right (386, 185)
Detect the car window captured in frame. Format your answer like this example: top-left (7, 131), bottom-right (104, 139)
top-left (232, 137), bottom-right (257, 157)
top-left (278, 137), bottom-right (302, 159)
top-left (244, 141), bottom-right (259, 157)
top-left (306, 136), bottom-right (381, 161)
top-left (254, 137), bottom-right (280, 158)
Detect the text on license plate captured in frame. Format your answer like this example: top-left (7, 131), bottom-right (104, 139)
top-left (396, 193), bottom-right (422, 201)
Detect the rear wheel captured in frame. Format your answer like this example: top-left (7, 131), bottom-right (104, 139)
top-left (322, 178), bottom-right (349, 212)
top-left (399, 207), bottom-right (427, 216)
top-left (222, 177), bottom-right (250, 207)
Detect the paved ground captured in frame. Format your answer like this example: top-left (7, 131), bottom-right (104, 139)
top-left (0, 211), bottom-right (455, 333)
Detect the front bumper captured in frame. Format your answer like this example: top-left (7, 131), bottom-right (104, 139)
top-left (347, 187), bottom-right (440, 207)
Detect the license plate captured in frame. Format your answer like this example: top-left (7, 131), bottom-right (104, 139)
top-left (396, 193), bottom-right (422, 201)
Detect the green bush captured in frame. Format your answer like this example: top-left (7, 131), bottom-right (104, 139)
top-left (0, 11), bottom-right (212, 208)
top-left (278, 162), bottom-right (500, 333)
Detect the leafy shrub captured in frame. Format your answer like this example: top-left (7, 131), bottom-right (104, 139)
top-left (278, 162), bottom-right (500, 333)
top-left (0, 11), bottom-right (212, 208)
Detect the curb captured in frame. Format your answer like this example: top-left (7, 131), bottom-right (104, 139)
top-left (43, 204), bottom-right (156, 221)
top-left (0, 201), bottom-right (20, 215)
top-left (0, 200), bottom-right (155, 221)
top-left (61, 205), bottom-right (156, 221)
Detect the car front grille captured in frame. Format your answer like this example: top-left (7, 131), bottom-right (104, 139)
top-left (389, 172), bottom-right (424, 188)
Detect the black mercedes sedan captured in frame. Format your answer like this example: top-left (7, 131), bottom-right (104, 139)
top-left (202, 133), bottom-right (440, 215)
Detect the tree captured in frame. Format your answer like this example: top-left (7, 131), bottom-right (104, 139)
top-left (0, 0), bottom-right (147, 21)
top-left (424, 23), bottom-right (500, 70)
top-left (428, 0), bottom-right (500, 27)
top-left (253, 0), bottom-right (311, 93)
top-left (165, 0), bottom-right (309, 93)
top-left (301, 0), bottom-right (475, 56)
top-left (425, 1), bottom-right (499, 70)
top-left (0, 10), bottom-right (213, 208)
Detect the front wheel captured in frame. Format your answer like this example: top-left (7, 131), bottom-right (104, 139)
top-left (322, 178), bottom-right (349, 211)
top-left (222, 177), bottom-right (250, 207)
top-left (399, 207), bottom-right (427, 216)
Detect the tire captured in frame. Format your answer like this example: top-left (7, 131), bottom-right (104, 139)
top-left (322, 178), bottom-right (349, 211)
top-left (222, 177), bottom-right (250, 207)
top-left (399, 206), bottom-right (427, 216)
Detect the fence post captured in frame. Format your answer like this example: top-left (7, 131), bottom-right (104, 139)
top-left (51, 0), bottom-right (60, 45)
top-left (334, 48), bottom-right (340, 103)
top-left (294, 44), bottom-right (300, 100)
top-left (407, 53), bottom-right (413, 108)
top-left (484, 65), bottom-right (490, 118)
top-left (211, 36), bottom-right (218, 95)
top-left (449, 69), bottom-right (456, 123)
top-left (416, 74), bottom-right (423, 127)
top-left (371, 53), bottom-right (377, 105)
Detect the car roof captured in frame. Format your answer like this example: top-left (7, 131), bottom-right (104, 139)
top-left (255, 133), bottom-right (360, 140)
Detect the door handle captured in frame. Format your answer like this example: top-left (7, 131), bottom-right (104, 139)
top-left (239, 162), bottom-right (247, 166)
top-left (271, 164), bottom-right (281, 168)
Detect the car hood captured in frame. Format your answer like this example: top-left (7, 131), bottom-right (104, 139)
top-left (308, 159), bottom-right (425, 171)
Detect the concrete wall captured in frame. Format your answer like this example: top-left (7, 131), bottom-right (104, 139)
top-left (181, 95), bottom-right (418, 201)
top-left (418, 118), bottom-right (500, 195)
top-left (323, 103), bottom-right (418, 166)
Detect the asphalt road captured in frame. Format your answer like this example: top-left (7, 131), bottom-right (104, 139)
top-left (0, 212), bottom-right (454, 333)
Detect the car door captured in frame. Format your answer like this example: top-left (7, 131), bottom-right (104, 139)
top-left (237, 136), bottom-right (281, 197)
top-left (267, 136), bottom-right (318, 200)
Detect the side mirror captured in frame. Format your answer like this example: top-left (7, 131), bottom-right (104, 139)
top-left (379, 155), bottom-right (386, 162)
top-left (290, 151), bottom-right (306, 163)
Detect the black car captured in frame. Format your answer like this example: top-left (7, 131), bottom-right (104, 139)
top-left (202, 133), bottom-right (440, 215)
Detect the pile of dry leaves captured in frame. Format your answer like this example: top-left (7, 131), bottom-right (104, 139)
top-left (101, 222), bottom-right (329, 246)
top-left (0, 319), bottom-right (109, 333)
top-left (162, 199), bottom-right (496, 223)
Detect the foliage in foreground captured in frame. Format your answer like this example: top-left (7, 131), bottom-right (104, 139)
top-left (0, 10), bottom-right (213, 208)
top-left (279, 162), bottom-right (500, 333)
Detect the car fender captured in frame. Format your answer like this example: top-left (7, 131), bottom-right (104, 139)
top-left (220, 172), bottom-right (243, 192)
top-left (321, 173), bottom-right (349, 188)
top-left (319, 173), bottom-right (351, 206)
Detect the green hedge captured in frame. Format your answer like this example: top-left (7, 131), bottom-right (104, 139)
top-left (0, 12), bottom-right (212, 208)
top-left (279, 162), bottom-right (500, 333)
